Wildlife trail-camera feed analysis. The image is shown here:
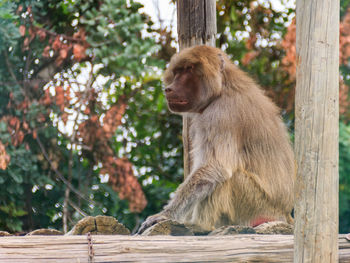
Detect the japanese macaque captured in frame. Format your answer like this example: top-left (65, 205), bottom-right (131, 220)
top-left (138, 45), bottom-right (295, 234)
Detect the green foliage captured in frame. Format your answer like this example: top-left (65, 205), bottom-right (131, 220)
top-left (217, 0), bottom-right (295, 123)
top-left (341, 0), bottom-right (350, 18)
top-left (80, 0), bottom-right (161, 77)
top-left (0, 1), bottom-right (19, 52)
top-left (340, 122), bottom-right (350, 233)
top-left (0, 0), bottom-right (181, 233)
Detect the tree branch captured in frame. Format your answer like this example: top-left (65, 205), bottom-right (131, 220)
top-left (3, 50), bottom-right (26, 96)
top-left (35, 136), bottom-right (95, 206)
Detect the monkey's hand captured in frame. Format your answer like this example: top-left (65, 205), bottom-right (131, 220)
top-left (137, 212), bottom-right (169, 234)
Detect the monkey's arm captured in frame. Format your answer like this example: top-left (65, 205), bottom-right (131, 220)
top-left (165, 165), bottom-right (228, 216)
top-left (137, 164), bottom-right (228, 234)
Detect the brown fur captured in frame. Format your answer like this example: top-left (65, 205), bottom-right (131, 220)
top-left (138, 45), bottom-right (295, 234)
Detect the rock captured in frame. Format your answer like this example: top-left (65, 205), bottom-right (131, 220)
top-left (26, 229), bottom-right (63, 236)
top-left (254, 221), bottom-right (293, 234)
top-left (185, 224), bottom-right (211, 236)
top-left (0, 231), bottom-right (12, 236)
top-left (209, 225), bottom-right (256, 236)
top-left (66, 215), bottom-right (130, 235)
top-left (141, 219), bottom-right (194, 236)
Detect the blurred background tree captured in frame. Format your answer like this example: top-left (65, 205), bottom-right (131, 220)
top-left (0, 0), bottom-right (349, 234)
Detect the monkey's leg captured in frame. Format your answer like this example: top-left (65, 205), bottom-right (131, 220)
top-left (137, 164), bottom-right (228, 234)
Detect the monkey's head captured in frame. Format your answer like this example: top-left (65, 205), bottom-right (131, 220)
top-left (163, 46), bottom-right (225, 113)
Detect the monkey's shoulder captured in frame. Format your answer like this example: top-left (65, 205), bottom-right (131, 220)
top-left (191, 94), bottom-right (286, 143)
top-left (195, 94), bottom-right (276, 124)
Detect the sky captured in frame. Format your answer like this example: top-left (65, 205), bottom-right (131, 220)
top-left (138, 0), bottom-right (177, 30)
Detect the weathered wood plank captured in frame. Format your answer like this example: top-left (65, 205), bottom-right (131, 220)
top-left (294, 0), bottom-right (339, 262)
top-left (0, 235), bottom-right (349, 263)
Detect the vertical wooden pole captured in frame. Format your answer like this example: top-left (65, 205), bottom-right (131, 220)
top-left (294, 0), bottom-right (339, 262)
top-left (176, 0), bottom-right (216, 178)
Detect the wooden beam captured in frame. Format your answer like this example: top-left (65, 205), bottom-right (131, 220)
top-left (294, 0), bottom-right (339, 262)
top-left (0, 235), bottom-right (349, 262)
top-left (176, 0), bottom-right (216, 178)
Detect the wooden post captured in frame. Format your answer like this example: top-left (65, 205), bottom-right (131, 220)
top-left (294, 0), bottom-right (339, 262)
top-left (177, 0), bottom-right (216, 178)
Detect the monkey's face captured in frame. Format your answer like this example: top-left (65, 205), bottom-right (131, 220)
top-left (164, 66), bottom-right (202, 113)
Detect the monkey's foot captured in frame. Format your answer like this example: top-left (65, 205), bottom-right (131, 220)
top-left (137, 213), bottom-right (169, 234)
top-left (26, 229), bottom-right (63, 236)
top-left (66, 215), bottom-right (130, 235)
top-left (141, 219), bottom-right (194, 236)
top-left (254, 221), bottom-right (293, 234)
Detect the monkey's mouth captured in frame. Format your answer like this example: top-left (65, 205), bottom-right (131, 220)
top-left (167, 99), bottom-right (189, 105)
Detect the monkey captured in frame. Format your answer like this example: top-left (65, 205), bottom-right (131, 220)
top-left (137, 45), bottom-right (295, 234)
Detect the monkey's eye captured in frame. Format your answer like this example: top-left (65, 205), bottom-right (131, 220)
top-left (173, 68), bottom-right (183, 76)
top-left (173, 65), bottom-right (194, 76)
top-left (184, 65), bottom-right (194, 71)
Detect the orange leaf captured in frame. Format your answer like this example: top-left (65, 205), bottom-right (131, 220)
top-left (242, 51), bottom-right (259, 66)
top-left (37, 29), bottom-right (46, 42)
top-left (61, 112), bottom-right (68, 124)
top-left (9, 117), bottom-right (18, 128)
top-left (40, 89), bottom-right (52, 106)
top-left (73, 44), bottom-right (86, 62)
top-left (108, 158), bottom-right (147, 213)
top-left (55, 86), bottom-right (65, 110)
top-left (60, 49), bottom-right (68, 59)
top-left (19, 25), bottom-right (26, 37)
top-left (90, 115), bottom-right (99, 122)
top-left (28, 27), bottom-right (35, 42)
top-left (23, 37), bottom-right (30, 50)
top-left (23, 122), bottom-right (29, 130)
top-left (0, 142), bottom-right (10, 170)
top-left (17, 5), bottom-right (23, 14)
top-left (42, 46), bottom-right (51, 58)
top-left (33, 130), bottom-right (37, 139)
top-left (52, 36), bottom-right (61, 51)
top-left (17, 131), bottom-right (24, 145)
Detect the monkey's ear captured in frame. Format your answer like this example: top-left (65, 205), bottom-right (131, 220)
top-left (218, 54), bottom-right (225, 72)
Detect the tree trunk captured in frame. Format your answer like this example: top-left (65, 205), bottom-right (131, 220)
top-left (176, 0), bottom-right (216, 178)
top-left (294, 0), bottom-right (339, 262)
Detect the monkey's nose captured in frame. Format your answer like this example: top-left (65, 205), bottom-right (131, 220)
top-left (165, 87), bottom-right (173, 93)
